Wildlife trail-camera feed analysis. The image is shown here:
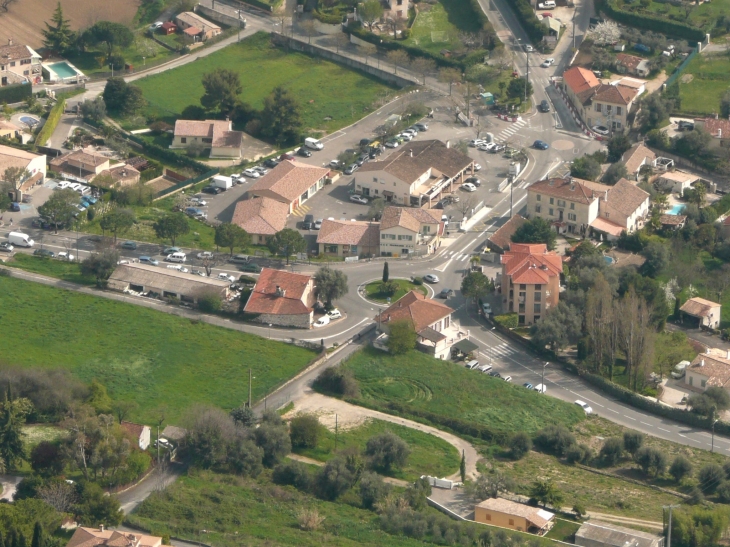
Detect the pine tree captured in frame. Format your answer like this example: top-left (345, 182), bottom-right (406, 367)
top-left (382, 261), bottom-right (389, 283)
top-left (30, 523), bottom-right (43, 547)
top-left (460, 449), bottom-right (466, 483)
top-left (17, 533), bottom-right (26, 547)
top-left (674, 297), bottom-right (680, 320)
top-left (42, 2), bottom-right (76, 54)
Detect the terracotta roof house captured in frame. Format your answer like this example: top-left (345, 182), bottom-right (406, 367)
top-left (694, 116), bottom-right (730, 150)
top-left (49, 149), bottom-right (110, 182)
top-left (615, 53), bottom-right (651, 77)
top-left (680, 297), bottom-right (721, 329)
top-left (160, 21), bottom-right (177, 34)
top-left (685, 349), bottom-right (730, 392)
top-left (244, 268), bottom-right (316, 329)
top-left (501, 243), bottom-right (562, 325)
top-left (67, 527), bottom-right (162, 547)
top-left (620, 143), bottom-right (656, 180)
top-left (487, 214), bottom-right (527, 253)
top-left (576, 521), bottom-right (664, 547)
top-left (655, 170), bottom-right (700, 193)
top-left (474, 498), bottom-right (555, 535)
top-left (174, 12), bottom-right (221, 40)
top-left (659, 214), bottom-right (686, 230)
top-left (376, 290), bottom-right (468, 359)
top-left (379, 206), bottom-right (443, 257)
top-left (121, 421), bottom-right (151, 450)
top-left (247, 160), bottom-right (329, 214)
top-left (0, 120), bottom-right (19, 140)
top-left (232, 197), bottom-right (289, 244)
top-left (527, 177), bottom-right (649, 240)
top-left (171, 119), bottom-right (244, 159)
top-left (354, 140), bottom-right (474, 208)
top-left (0, 39), bottom-right (42, 85)
top-left (317, 219), bottom-right (380, 258)
top-left (0, 144), bottom-right (45, 188)
top-left (96, 164), bottom-right (141, 188)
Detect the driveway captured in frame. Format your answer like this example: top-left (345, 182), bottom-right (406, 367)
top-left (117, 464), bottom-right (183, 515)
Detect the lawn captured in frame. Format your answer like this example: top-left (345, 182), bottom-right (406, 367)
top-left (677, 53), bottom-right (730, 116)
top-left (365, 279), bottom-right (428, 303)
top-left (403, 0), bottom-right (482, 56)
top-left (5, 254), bottom-right (96, 286)
top-left (294, 418), bottom-right (460, 481)
top-left (544, 519), bottom-right (580, 542)
top-left (135, 32), bottom-right (397, 134)
top-left (65, 33), bottom-right (176, 76)
top-left (627, 0), bottom-right (730, 33)
top-left (338, 347), bottom-right (585, 439)
top-left (0, 275), bottom-right (316, 424)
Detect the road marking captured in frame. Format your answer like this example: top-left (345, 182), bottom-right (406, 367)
top-left (658, 428), bottom-right (670, 432)
top-left (641, 422), bottom-right (652, 426)
top-left (624, 415), bottom-right (637, 421)
top-left (300, 317), bottom-right (370, 341)
top-left (435, 259), bottom-right (452, 272)
top-left (607, 408), bottom-right (619, 414)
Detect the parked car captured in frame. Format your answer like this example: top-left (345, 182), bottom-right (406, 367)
top-left (197, 251), bottom-right (215, 260)
top-left (541, 58), bottom-right (555, 67)
top-left (264, 158), bottom-right (280, 168)
top-left (461, 182), bottom-right (477, 192)
top-left (350, 194), bottom-right (368, 204)
top-left (592, 125), bottom-right (610, 136)
top-left (279, 152), bottom-right (295, 161)
top-left (229, 254), bottom-right (249, 263)
top-left (533, 140), bottom-right (549, 150)
top-left (523, 382), bottom-right (534, 390)
top-left (82, 195), bottom-right (98, 204)
top-left (254, 166), bottom-right (269, 175)
top-left (344, 164), bottom-right (359, 175)
top-left (327, 309), bottom-right (342, 319)
top-left (0, 242), bottom-right (13, 252)
top-left (243, 168), bottom-right (260, 178)
top-left (678, 120), bottom-right (695, 131)
top-left (415, 123), bottom-right (428, 131)
top-left (488, 370), bottom-right (502, 378)
top-left (439, 288), bottom-right (454, 298)
top-left (202, 186), bottom-right (223, 195)
top-left (240, 262), bottom-right (262, 273)
top-left (478, 364), bottom-right (493, 373)
top-left (465, 359), bottom-right (480, 370)
top-left (466, 176), bottom-right (481, 186)
top-left (297, 147), bottom-right (312, 158)
top-left (359, 138), bottom-right (371, 147)
top-left (424, 273), bottom-right (440, 283)
top-left (191, 269), bottom-right (207, 277)
top-left (503, 375), bottom-right (513, 382)
top-left (329, 160), bottom-right (341, 169)
top-left (302, 214), bottom-right (315, 230)
top-left (469, 139), bottom-right (487, 147)
top-left (189, 198), bottom-right (207, 206)
top-left (314, 218), bottom-right (323, 230)
top-left (575, 400), bottom-right (593, 414)
top-left (534, 383), bottom-right (547, 393)
top-left (139, 256), bottom-right (159, 266)
top-left (34, 249), bottom-right (55, 258)
top-left (525, 44), bottom-right (534, 52)
top-left (491, 144), bottom-right (505, 153)
top-left (473, 163), bottom-right (482, 171)
top-left (385, 140), bottom-right (399, 148)
top-left (150, 21), bottom-right (163, 29)
top-left (163, 247), bottom-right (182, 256)
top-left (218, 273), bottom-right (236, 283)
top-left (482, 302), bottom-right (492, 315)
top-left (56, 251), bottom-right (75, 261)
top-left (121, 241), bottom-right (137, 250)
top-left (313, 315), bottom-right (331, 327)
top-left (398, 132), bottom-right (413, 142)
top-left (478, 142), bottom-right (496, 152)
top-left (539, 99), bottom-right (550, 112)
top-left (441, 214), bottom-right (449, 227)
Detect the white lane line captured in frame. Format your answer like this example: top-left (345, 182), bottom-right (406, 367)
top-left (624, 415), bottom-right (637, 421)
top-left (658, 428), bottom-right (670, 432)
top-left (435, 259), bottom-right (452, 272)
top-left (641, 422), bottom-right (652, 426)
top-left (678, 434), bottom-right (687, 438)
top-left (607, 408), bottom-right (619, 414)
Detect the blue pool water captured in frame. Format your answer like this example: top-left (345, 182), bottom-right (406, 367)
top-left (19, 115), bottom-right (38, 126)
top-left (668, 204), bottom-right (685, 215)
top-left (604, 256), bottom-right (615, 265)
top-left (48, 61), bottom-right (78, 79)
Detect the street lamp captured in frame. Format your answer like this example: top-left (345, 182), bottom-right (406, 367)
top-left (542, 361), bottom-right (549, 390)
top-left (712, 408), bottom-right (719, 452)
top-left (237, 10), bottom-right (245, 42)
top-left (268, 323), bottom-right (272, 339)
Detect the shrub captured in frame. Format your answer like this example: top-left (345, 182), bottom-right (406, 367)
top-left (359, 471), bottom-right (391, 508)
top-left (494, 313), bottom-right (519, 329)
top-left (599, 437), bottom-right (624, 466)
top-left (670, 456), bottom-right (693, 482)
top-left (634, 446), bottom-right (667, 477)
top-left (296, 507), bottom-right (325, 531)
top-left (534, 425), bottom-right (576, 456)
top-left (623, 431), bottom-right (644, 456)
top-left (35, 98), bottom-right (66, 148)
top-left (0, 83), bottom-right (31, 105)
top-left (313, 367), bottom-right (360, 398)
top-left (412, 276), bottom-right (423, 285)
top-left (316, 457), bottom-right (355, 500)
top-left (565, 443), bottom-right (592, 464)
top-left (254, 423), bottom-right (292, 468)
top-left (687, 486), bottom-right (704, 505)
top-left (717, 481), bottom-right (730, 503)
top-left (289, 413), bottom-right (321, 449)
top-left (272, 460), bottom-right (313, 491)
top-left (508, 432), bottom-right (532, 460)
top-left (698, 464), bottom-right (725, 493)
top-left (596, 0), bottom-right (705, 41)
top-left (365, 432), bottom-right (411, 472)
top-left (30, 442), bottom-right (63, 476)
top-left (197, 291), bottom-right (222, 313)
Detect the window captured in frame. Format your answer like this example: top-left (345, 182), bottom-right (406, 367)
top-left (373, 177), bottom-right (378, 182)
top-left (202, 138), bottom-right (212, 144)
top-left (534, 292), bottom-right (541, 302)
top-left (22, 70), bottom-right (28, 76)
top-left (549, 197), bottom-right (554, 204)
top-left (181, 137), bottom-right (187, 144)
top-left (351, 245), bottom-right (357, 253)
top-left (422, 226), bottom-right (430, 234)
top-left (509, 519), bottom-right (515, 526)
top-left (536, 194), bottom-right (541, 201)
top-left (549, 208), bottom-right (554, 216)
top-left (689, 376), bottom-right (694, 386)
top-left (605, 212), bottom-right (610, 218)
top-left (535, 204), bottom-right (541, 213)
top-left (616, 106), bottom-right (622, 115)
top-left (570, 202), bottom-right (575, 210)
top-left (444, 316), bottom-right (449, 328)
top-left (534, 316), bottom-right (540, 322)
top-left (485, 514), bottom-right (491, 521)
top-left (534, 303), bottom-right (541, 313)
top-left (606, 105), bottom-right (613, 114)
top-left (9, 62), bottom-right (15, 67)
top-left (568, 213), bottom-right (576, 221)
top-left (557, 199), bottom-right (565, 207)
top-left (374, 189), bottom-right (378, 194)
top-left (520, 284), bottom-right (526, 290)
top-left (518, 304), bottom-right (525, 313)
top-left (327, 245), bottom-right (338, 253)
top-left (20, 59), bottom-right (30, 65)
top-left (701, 379), bottom-right (707, 388)
top-left (594, 103), bottom-right (601, 112)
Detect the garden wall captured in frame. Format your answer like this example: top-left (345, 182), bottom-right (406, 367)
top-left (270, 33), bottom-right (418, 87)
top-left (196, 4), bottom-right (245, 28)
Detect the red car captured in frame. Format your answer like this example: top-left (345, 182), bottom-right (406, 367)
top-left (542, 12), bottom-right (553, 16)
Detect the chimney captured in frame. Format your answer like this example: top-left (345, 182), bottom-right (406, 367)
top-left (716, 113), bottom-right (719, 120)
top-left (446, 140), bottom-right (450, 148)
top-left (706, 347), bottom-right (711, 354)
top-left (726, 349), bottom-right (730, 360)
top-left (719, 128), bottom-right (723, 139)
top-left (409, 149), bottom-right (413, 157)
top-left (100, 525), bottom-right (104, 532)
top-left (7, 38), bottom-right (12, 46)
top-left (701, 359), bottom-right (705, 367)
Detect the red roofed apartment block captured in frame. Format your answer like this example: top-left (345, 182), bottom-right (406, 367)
top-left (500, 243), bottom-right (562, 325)
top-left (244, 268), bottom-right (316, 328)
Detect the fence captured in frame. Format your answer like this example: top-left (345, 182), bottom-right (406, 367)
top-left (664, 46), bottom-right (699, 88)
top-left (153, 168), bottom-right (219, 200)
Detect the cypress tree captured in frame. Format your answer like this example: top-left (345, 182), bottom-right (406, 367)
top-left (382, 261), bottom-right (389, 283)
top-left (674, 297), bottom-right (680, 320)
top-left (460, 449), bottom-right (466, 483)
top-left (31, 523), bottom-right (43, 547)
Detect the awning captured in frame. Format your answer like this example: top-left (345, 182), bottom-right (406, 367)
top-left (452, 339), bottom-right (479, 353)
top-left (590, 217), bottom-right (625, 237)
top-left (419, 327), bottom-right (447, 343)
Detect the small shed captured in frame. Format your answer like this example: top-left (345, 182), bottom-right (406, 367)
top-left (680, 297), bottom-right (721, 329)
top-left (161, 22), bottom-right (177, 35)
top-left (480, 92), bottom-right (495, 105)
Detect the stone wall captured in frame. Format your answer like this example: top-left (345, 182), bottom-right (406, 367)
top-left (254, 311), bottom-right (313, 329)
top-left (196, 4), bottom-right (246, 28)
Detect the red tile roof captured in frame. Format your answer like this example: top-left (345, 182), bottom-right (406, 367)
top-left (377, 290), bottom-right (453, 333)
top-left (121, 421), bottom-right (147, 441)
top-left (616, 53), bottom-right (644, 72)
top-left (488, 214), bottom-right (527, 252)
top-left (244, 268), bottom-right (313, 316)
top-left (592, 83), bottom-right (638, 106)
top-left (563, 66), bottom-right (600, 96)
top-left (248, 160), bottom-right (329, 205)
top-left (589, 216), bottom-right (625, 237)
top-left (231, 197), bottom-right (288, 236)
top-left (528, 176), bottom-right (605, 205)
top-left (697, 116), bottom-right (730, 138)
top-left (380, 206), bottom-right (441, 232)
top-left (501, 243), bottom-right (562, 285)
top-left (317, 219), bottom-right (380, 247)
top-left (173, 120), bottom-right (243, 149)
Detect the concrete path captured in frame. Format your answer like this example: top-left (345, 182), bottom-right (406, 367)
top-left (284, 392), bottom-right (478, 481)
top-left (585, 512), bottom-right (663, 531)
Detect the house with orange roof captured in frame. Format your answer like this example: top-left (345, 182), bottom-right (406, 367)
top-left (379, 206), bottom-right (443, 257)
top-left (375, 290), bottom-right (470, 359)
top-left (694, 116), bottom-right (730, 150)
top-left (67, 526), bottom-right (161, 547)
top-left (317, 219), bottom-right (380, 258)
top-left (500, 243), bottom-right (562, 325)
top-left (685, 348), bottom-right (730, 393)
top-left (680, 297), bottom-right (721, 329)
top-left (171, 119), bottom-right (243, 158)
top-left (244, 268), bottom-right (316, 328)
top-left (231, 196), bottom-right (289, 244)
top-left (246, 159), bottom-right (330, 214)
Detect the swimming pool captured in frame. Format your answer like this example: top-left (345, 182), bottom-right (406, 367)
top-left (19, 115), bottom-right (38, 127)
top-left (42, 60), bottom-right (86, 84)
top-left (48, 61), bottom-right (77, 79)
top-left (604, 256), bottom-right (615, 265)
top-left (668, 204), bottom-right (685, 215)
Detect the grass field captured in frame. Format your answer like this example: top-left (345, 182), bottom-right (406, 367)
top-left (135, 32), bottom-right (397, 134)
top-left (0, 276), bottom-right (315, 424)
top-left (339, 348), bottom-right (585, 438)
top-left (677, 53), bottom-right (730, 116)
top-left (294, 418), bottom-right (460, 482)
top-left (544, 519), bottom-right (580, 542)
top-left (403, 0), bottom-right (481, 55)
top-left (365, 279), bottom-right (428, 303)
top-left (626, 0), bottom-right (730, 33)
top-left (65, 33), bottom-right (176, 76)
top-left (6, 254), bottom-right (95, 285)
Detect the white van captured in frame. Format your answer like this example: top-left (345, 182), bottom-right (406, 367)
top-left (8, 231), bottom-right (34, 247)
top-left (304, 137), bottom-right (324, 151)
top-left (166, 252), bottom-right (186, 263)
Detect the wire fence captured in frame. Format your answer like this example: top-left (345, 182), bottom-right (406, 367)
top-left (664, 47), bottom-right (699, 88)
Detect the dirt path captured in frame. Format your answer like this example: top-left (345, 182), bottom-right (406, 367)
top-left (283, 392), bottom-right (479, 481)
top-left (287, 453), bottom-right (409, 486)
top-left (585, 512), bottom-right (663, 531)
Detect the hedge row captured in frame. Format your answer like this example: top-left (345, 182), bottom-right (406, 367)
top-left (346, 397), bottom-right (512, 445)
top-left (126, 133), bottom-right (210, 173)
top-left (502, 0), bottom-right (544, 45)
top-left (35, 98), bottom-right (66, 149)
top-left (597, 0), bottom-right (706, 42)
top-left (313, 9), bottom-right (343, 25)
top-left (494, 312), bottom-right (519, 329)
top-left (0, 83), bottom-right (32, 105)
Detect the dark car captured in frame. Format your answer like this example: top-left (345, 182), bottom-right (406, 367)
top-left (359, 138), bottom-right (371, 147)
top-left (280, 152), bottom-right (295, 161)
top-left (240, 262), bottom-right (262, 273)
top-left (121, 240), bottom-right (137, 250)
top-left (297, 147), bottom-right (312, 157)
top-left (264, 158), bottom-right (280, 168)
top-left (539, 99), bottom-right (550, 112)
top-left (439, 288), bottom-right (454, 298)
top-left (0, 242), bottom-right (13, 252)
top-left (533, 140), bottom-right (549, 150)
top-left (10, 202), bottom-right (20, 212)
top-left (302, 214), bottom-right (315, 230)
top-left (488, 371), bottom-right (502, 378)
top-left (356, 153), bottom-right (369, 166)
top-left (466, 176), bottom-right (481, 186)
top-left (33, 249), bottom-right (55, 258)
top-left (678, 121), bottom-right (694, 131)
top-left (202, 186), bottom-right (223, 195)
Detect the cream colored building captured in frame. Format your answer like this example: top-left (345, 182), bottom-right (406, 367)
top-left (354, 140), bottom-right (473, 208)
top-left (0, 40), bottom-right (42, 85)
top-left (317, 219), bottom-right (380, 258)
top-left (382, 0), bottom-right (409, 19)
top-left (172, 119), bottom-right (243, 159)
top-left (685, 349), bottom-right (730, 393)
top-left (680, 297), bottom-right (721, 329)
top-left (474, 498), bottom-right (555, 535)
top-left (246, 160), bottom-right (329, 214)
top-left (379, 206), bottom-right (442, 257)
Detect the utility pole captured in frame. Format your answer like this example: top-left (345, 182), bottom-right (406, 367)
top-left (248, 368), bottom-right (252, 408)
top-left (542, 362), bottom-right (549, 389)
top-left (525, 46), bottom-right (530, 104)
top-left (712, 407), bottom-right (718, 452)
top-left (335, 413), bottom-right (338, 452)
top-left (663, 504), bottom-right (680, 547)
top-left (510, 176), bottom-right (514, 217)
top-left (157, 424), bottom-right (160, 466)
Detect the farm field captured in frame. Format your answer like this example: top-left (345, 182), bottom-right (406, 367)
top-left (293, 418), bottom-right (460, 482)
top-left (0, 275), bottom-right (316, 424)
top-left (677, 54), bottom-right (730, 116)
top-left (338, 347), bottom-right (585, 438)
top-left (0, 0), bottom-right (139, 50)
top-left (135, 32), bottom-right (397, 134)
top-left (403, 0), bottom-right (482, 55)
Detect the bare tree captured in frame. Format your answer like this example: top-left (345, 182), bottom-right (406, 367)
top-left (410, 57), bottom-right (436, 85)
top-left (334, 32), bottom-right (349, 53)
top-left (585, 274), bottom-right (614, 375)
top-left (438, 67), bottom-right (462, 96)
top-left (38, 481), bottom-right (77, 512)
top-left (456, 197), bottom-right (476, 220)
top-left (276, 11), bottom-right (293, 38)
top-left (386, 50), bottom-right (409, 75)
top-left (360, 43), bottom-right (377, 65)
top-left (619, 288), bottom-right (655, 391)
top-left (3, 166), bottom-right (29, 191)
top-left (300, 20), bottom-right (317, 44)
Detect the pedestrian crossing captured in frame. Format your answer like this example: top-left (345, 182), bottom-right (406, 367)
top-left (489, 343), bottom-right (516, 359)
top-left (495, 118), bottom-right (527, 143)
top-left (291, 204), bottom-right (312, 218)
top-left (440, 250), bottom-right (474, 262)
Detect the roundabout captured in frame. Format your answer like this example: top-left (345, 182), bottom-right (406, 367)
top-left (360, 277), bottom-right (432, 304)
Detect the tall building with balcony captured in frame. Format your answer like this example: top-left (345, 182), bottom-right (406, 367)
top-left (500, 243), bottom-right (562, 325)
